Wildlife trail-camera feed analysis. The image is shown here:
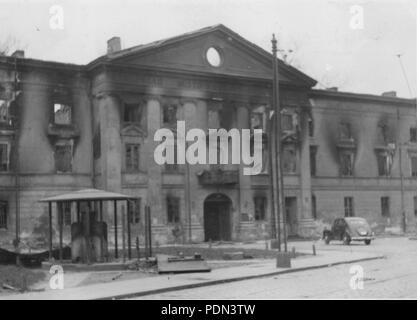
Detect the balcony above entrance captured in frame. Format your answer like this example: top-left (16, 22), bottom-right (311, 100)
top-left (197, 168), bottom-right (239, 185)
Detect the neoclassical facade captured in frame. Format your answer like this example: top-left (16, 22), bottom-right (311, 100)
top-left (0, 25), bottom-right (415, 248)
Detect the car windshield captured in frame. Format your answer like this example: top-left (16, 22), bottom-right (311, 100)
top-left (347, 219), bottom-right (369, 228)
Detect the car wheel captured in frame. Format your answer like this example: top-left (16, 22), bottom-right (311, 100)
top-left (324, 234), bottom-right (331, 245)
top-left (364, 239), bottom-right (371, 245)
top-left (343, 233), bottom-right (351, 245)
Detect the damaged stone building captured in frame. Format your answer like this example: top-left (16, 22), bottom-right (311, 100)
top-left (0, 25), bottom-right (416, 248)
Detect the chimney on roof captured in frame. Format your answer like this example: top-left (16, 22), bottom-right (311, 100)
top-left (107, 37), bottom-right (121, 54)
top-left (11, 50), bottom-right (24, 58)
top-left (327, 87), bottom-right (338, 92)
top-left (382, 91), bottom-right (396, 97)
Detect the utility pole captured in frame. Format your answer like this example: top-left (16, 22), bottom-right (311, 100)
top-left (272, 34), bottom-right (287, 252)
top-left (13, 56), bottom-right (21, 260)
top-left (396, 53), bottom-right (416, 234)
top-left (397, 108), bottom-right (406, 234)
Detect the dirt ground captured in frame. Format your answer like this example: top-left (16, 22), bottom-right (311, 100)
top-left (0, 265), bottom-right (47, 296)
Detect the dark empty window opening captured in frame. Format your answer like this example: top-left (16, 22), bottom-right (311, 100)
top-left (282, 114), bottom-right (294, 131)
top-left (128, 198), bottom-right (141, 224)
top-left (339, 122), bottom-right (352, 140)
top-left (378, 124), bottom-right (388, 144)
top-left (163, 104), bottom-right (177, 127)
top-left (54, 103), bottom-right (72, 125)
top-left (344, 197), bottom-right (354, 217)
top-left (219, 107), bottom-right (234, 130)
top-left (251, 109), bottom-right (266, 131)
top-left (254, 196), bottom-right (267, 221)
top-left (55, 145), bottom-right (72, 173)
top-left (0, 143), bottom-right (9, 172)
top-left (411, 156), bottom-right (417, 177)
top-left (340, 152), bottom-right (354, 176)
top-left (312, 195), bottom-right (317, 220)
top-left (381, 197), bottom-right (390, 217)
top-left (165, 141), bottom-right (180, 173)
top-left (283, 145), bottom-right (296, 173)
top-left (167, 196), bottom-right (180, 224)
top-left (125, 144), bottom-right (140, 172)
top-left (0, 201), bottom-right (7, 229)
top-left (377, 153), bottom-right (392, 176)
top-left (308, 118), bottom-right (314, 137)
top-left (410, 127), bottom-right (417, 142)
top-left (124, 103), bottom-right (145, 124)
top-left (93, 125), bottom-right (101, 159)
top-left (310, 146), bottom-right (317, 176)
top-left (0, 99), bottom-right (9, 123)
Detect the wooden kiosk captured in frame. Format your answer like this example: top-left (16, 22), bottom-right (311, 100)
top-left (40, 189), bottom-right (135, 264)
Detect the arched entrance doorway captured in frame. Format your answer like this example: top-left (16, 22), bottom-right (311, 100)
top-left (204, 193), bottom-right (232, 241)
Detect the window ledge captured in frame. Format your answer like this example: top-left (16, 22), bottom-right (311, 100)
top-left (48, 123), bottom-right (80, 139)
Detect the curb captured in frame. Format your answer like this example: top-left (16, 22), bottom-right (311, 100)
top-left (97, 255), bottom-right (385, 300)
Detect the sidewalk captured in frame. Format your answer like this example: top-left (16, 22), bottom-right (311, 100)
top-left (2, 247), bottom-right (384, 300)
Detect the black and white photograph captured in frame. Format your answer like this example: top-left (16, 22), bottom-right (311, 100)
top-left (0, 0), bottom-right (417, 305)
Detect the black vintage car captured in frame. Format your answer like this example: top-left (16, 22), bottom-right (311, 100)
top-left (323, 217), bottom-right (374, 245)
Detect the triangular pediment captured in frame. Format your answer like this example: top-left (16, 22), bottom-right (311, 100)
top-left (107, 25), bottom-right (316, 87)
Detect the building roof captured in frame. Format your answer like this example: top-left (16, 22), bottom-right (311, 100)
top-left (39, 188), bottom-right (135, 202)
top-left (310, 89), bottom-right (416, 106)
top-left (86, 24), bottom-right (317, 87)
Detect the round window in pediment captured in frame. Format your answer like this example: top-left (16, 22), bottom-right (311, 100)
top-left (206, 47), bottom-right (222, 67)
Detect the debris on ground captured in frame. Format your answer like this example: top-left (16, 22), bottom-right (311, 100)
top-left (157, 254), bottom-right (211, 274)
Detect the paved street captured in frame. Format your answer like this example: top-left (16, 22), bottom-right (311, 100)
top-left (133, 237), bottom-right (417, 299)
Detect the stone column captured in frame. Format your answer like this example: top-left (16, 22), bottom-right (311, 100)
top-left (237, 104), bottom-right (252, 240)
top-left (298, 109), bottom-right (315, 237)
top-left (98, 93), bottom-right (122, 192)
top-left (145, 98), bottom-right (163, 227)
top-left (182, 99), bottom-right (205, 242)
top-left (96, 93), bottom-right (122, 246)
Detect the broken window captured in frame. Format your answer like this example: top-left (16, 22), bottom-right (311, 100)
top-left (0, 143), bottom-right (9, 172)
top-left (0, 99), bottom-right (9, 123)
top-left (410, 128), bottom-right (417, 142)
top-left (219, 106), bottom-right (234, 130)
top-left (93, 124), bottom-right (101, 159)
top-left (249, 133), bottom-right (268, 173)
top-left (411, 156), bottom-right (417, 177)
top-left (339, 122), bottom-right (352, 140)
top-left (163, 104), bottom-right (177, 127)
top-left (125, 144), bottom-right (140, 172)
top-left (340, 152), bottom-right (354, 176)
top-left (310, 146), bottom-right (317, 176)
top-left (283, 145), bottom-right (296, 173)
top-left (208, 106), bottom-right (221, 129)
top-left (167, 196), bottom-right (180, 223)
top-left (308, 118), bottom-right (314, 137)
top-left (124, 102), bottom-right (146, 125)
top-left (344, 197), bottom-right (354, 217)
top-left (282, 114), bottom-right (294, 131)
top-left (54, 103), bottom-right (72, 125)
top-left (55, 144), bottom-right (72, 173)
top-left (165, 139), bottom-right (180, 172)
top-left (128, 198), bottom-right (141, 224)
top-left (311, 194), bottom-right (317, 220)
top-left (377, 153), bottom-right (392, 176)
top-left (254, 196), bottom-right (267, 221)
top-left (251, 106), bottom-right (266, 131)
top-left (0, 201), bottom-right (7, 229)
top-left (381, 197), bottom-right (390, 217)
top-left (378, 123), bottom-right (388, 144)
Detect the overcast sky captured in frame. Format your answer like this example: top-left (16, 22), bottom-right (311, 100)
top-left (0, 0), bottom-right (416, 98)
